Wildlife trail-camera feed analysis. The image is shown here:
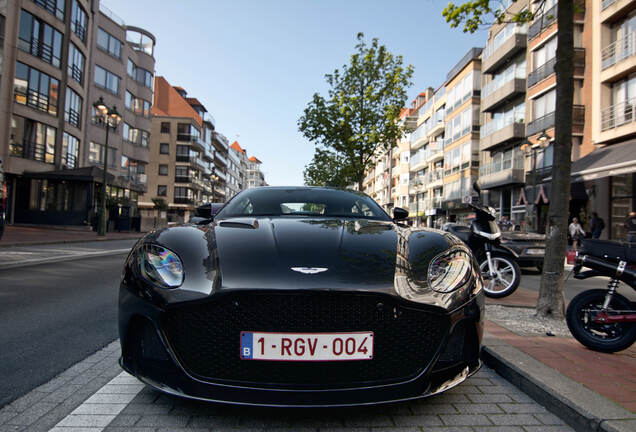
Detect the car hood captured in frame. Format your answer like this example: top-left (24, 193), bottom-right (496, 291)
top-left (213, 217), bottom-right (398, 290)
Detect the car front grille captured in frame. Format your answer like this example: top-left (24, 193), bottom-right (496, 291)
top-left (161, 291), bottom-right (449, 389)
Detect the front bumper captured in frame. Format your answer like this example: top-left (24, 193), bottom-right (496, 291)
top-left (119, 287), bottom-right (484, 407)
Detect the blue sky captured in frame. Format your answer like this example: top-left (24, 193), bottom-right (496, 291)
top-left (104, 0), bottom-right (486, 186)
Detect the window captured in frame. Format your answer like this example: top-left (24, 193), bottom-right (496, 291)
top-left (88, 142), bottom-right (116, 166)
top-left (14, 62), bottom-right (59, 115)
top-left (127, 59), bottom-right (153, 88)
top-left (174, 187), bottom-right (192, 199)
top-left (18, 10), bottom-right (63, 67)
top-left (533, 89), bottom-right (556, 119)
top-left (97, 28), bottom-right (122, 58)
top-left (159, 165), bottom-right (168, 175)
top-left (533, 36), bottom-right (557, 69)
top-left (9, 115), bottom-right (56, 164)
top-left (33, 0), bottom-right (65, 20)
top-left (157, 185), bottom-right (167, 196)
top-left (67, 43), bottom-right (85, 84)
top-left (160, 143), bottom-right (169, 154)
top-left (62, 132), bottom-right (79, 168)
top-left (70, 0), bottom-right (87, 42)
top-left (161, 122), bottom-right (170, 133)
top-left (175, 166), bottom-right (189, 179)
top-left (94, 65), bottom-right (120, 94)
top-left (124, 90), bottom-right (151, 117)
top-left (64, 88), bottom-right (82, 128)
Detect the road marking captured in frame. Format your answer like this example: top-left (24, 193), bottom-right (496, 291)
top-left (0, 249), bottom-right (131, 271)
top-left (49, 372), bottom-right (144, 431)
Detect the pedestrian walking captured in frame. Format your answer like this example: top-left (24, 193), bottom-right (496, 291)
top-left (625, 211), bottom-right (636, 242)
top-left (569, 217), bottom-right (585, 251)
top-left (590, 212), bottom-right (605, 239)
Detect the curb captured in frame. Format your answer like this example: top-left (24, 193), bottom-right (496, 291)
top-left (0, 248), bottom-right (131, 271)
top-left (482, 335), bottom-right (636, 432)
top-left (0, 236), bottom-right (141, 248)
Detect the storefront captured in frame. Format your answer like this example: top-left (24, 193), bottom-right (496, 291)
top-left (5, 166), bottom-right (143, 231)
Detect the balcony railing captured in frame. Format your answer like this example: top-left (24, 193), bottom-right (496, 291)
top-left (215, 152), bottom-right (228, 165)
top-left (528, 57), bottom-right (556, 87)
top-left (482, 67), bottom-right (526, 99)
top-left (601, 97), bottom-right (636, 131)
top-left (174, 197), bottom-right (194, 205)
top-left (481, 114), bottom-right (525, 138)
top-left (483, 23), bottom-right (527, 60)
top-left (410, 151), bottom-right (426, 168)
top-left (176, 134), bottom-right (197, 143)
top-left (602, 32), bottom-right (636, 70)
top-left (528, 3), bottom-right (557, 39)
top-left (527, 111), bottom-right (555, 136)
top-left (426, 144), bottom-right (443, 161)
top-left (424, 169), bottom-right (444, 185)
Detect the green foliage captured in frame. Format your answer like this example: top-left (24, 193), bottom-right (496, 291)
top-left (442, 0), bottom-right (538, 33)
top-left (299, 33), bottom-right (414, 188)
top-left (152, 197), bottom-right (169, 211)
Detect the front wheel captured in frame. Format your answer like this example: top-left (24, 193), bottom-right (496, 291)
top-left (479, 254), bottom-right (521, 298)
top-left (566, 289), bottom-right (636, 353)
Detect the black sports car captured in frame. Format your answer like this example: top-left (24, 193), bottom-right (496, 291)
top-left (119, 187), bottom-right (484, 406)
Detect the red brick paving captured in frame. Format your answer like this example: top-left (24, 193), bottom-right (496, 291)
top-left (485, 320), bottom-right (636, 412)
top-left (487, 287), bottom-right (538, 307)
top-left (0, 225), bottom-right (142, 246)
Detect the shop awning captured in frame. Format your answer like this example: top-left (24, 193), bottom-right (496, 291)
top-left (569, 140), bottom-right (636, 183)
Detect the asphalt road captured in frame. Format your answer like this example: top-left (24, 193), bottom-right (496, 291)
top-left (0, 254), bottom-right (127, 407)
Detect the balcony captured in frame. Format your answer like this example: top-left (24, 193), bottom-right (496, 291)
top-left (215, 152), bottom-right (228, 166)
top-left (478, 159), bottom-right (525, 189)
top-left (526, 112), bottom-right (555, 137)
top-left (409, 152), bottom-right (427, 171)
top-left (424, 169), bottom-right (444, 188)
top-left (428, 118), bottom-right (445, 137)
top-left (528, 3), bottom-right (557, 40)
top-left (425, 144), bottom-right (444, 163)
top-left (602, 31), bottom-right (636, 70)
top-left (482, 25), bottom-right (527, 74)
top-left (410, 123), bottom-right (428, 150)
top-left (482, 78), bottom-right (526, 112)
top-left (601, 0), bottom-right (635, 23)
top-left (601, 97), bottom-right (636, 131)
top-left (480, 119), bottom-right (525, 151)
top-left (528, 57), bottom-right (556, 88)
top-left (526, 105), bottom-right (584, 136)
top-left (177, 134), bottom-right (205, 152)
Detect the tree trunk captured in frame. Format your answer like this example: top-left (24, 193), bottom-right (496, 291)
top-left (536, 0), bottom-right (574, 319)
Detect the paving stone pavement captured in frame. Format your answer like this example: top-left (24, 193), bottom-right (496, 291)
top-left (0, 339), bottom-right (574, 432)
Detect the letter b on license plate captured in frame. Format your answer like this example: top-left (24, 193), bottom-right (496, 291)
top-left (240, 331), bottom-right (373, 361)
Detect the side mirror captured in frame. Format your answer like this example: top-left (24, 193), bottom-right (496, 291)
top-left (393, 207), bottom-right (409, 221)
top-left (191, 203), bottom-right (223, 225)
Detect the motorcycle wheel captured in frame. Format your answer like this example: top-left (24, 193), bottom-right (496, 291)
top-left (479, 254), bottom-right (521, 298)
top-left (566, 289), bottom-right (636, 353)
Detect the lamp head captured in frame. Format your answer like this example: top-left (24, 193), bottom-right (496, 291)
top-left (93, 97), bottom-right (108, 117)
top-left (538, 130), bottom-right (551, 143)
top-left (107, 106), bottom-right (122, 128)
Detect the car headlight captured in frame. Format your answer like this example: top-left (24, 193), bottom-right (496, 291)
top-left (427, 247), bottom-right (473, 293)
top-left (138, 244), bottom-right (184, 288)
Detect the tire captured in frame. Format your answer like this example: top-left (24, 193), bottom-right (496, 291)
top-left (479, 253), bottom-right (521, 298)
top-left (566, 289), bottom-right (636, 353)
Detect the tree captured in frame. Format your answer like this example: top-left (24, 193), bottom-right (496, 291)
top-left (443, 0), bottom-right (575, 319)
top-left (299, 33), bottom-right (414, 190)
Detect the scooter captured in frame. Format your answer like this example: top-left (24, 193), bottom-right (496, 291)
top-left (566, 239), bottom-right (636, 353)
top-left (443, 183), bottom-right (521, 298)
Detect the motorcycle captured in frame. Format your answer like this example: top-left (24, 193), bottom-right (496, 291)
top-left (566, 239), bottom-right (636, 353)
top-left (443, 183), bottom-right (521, 298)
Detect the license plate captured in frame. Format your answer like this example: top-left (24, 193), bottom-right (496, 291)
top-left (526, 248), bottom-right (544, 255)
top-left (240, 331), bottom-right (374, 361)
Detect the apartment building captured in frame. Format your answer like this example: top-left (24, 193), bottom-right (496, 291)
top-left (230, 140), bottom-right (248, 190)
top-left (576, 0), bottom-right (636, 239)
top-left (210, 130), bottom-right (228, 202)
top-left (247, 156), bottom-right (266, 188)
top-left (0, 0), bottom-right (155, 230)
top-left (226, 143), bottom-right (242, 199)
top-left (440, 48), bottom-right (483, 224)
top-left (138, 77), bottom-right (215, 226)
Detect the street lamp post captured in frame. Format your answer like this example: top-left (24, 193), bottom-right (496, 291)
top-left (520, 130), bottom-right (551, 232)
top-left (92, 97), bottom-right (121, 236)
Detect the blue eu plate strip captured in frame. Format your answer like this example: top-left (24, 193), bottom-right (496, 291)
top-left (240, 332), bottom-right (253, 359)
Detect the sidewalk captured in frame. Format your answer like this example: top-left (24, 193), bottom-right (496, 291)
top-left (483, 290), bottom-right (636, 431)
top-left (0, 225), bottom-right (142, 247)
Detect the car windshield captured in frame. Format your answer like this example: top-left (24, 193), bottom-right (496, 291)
top-left (216, 188), bottom-right (391, 221)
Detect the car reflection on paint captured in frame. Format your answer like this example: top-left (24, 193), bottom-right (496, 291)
top-left (118, 186), bottom-right (484, 406)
